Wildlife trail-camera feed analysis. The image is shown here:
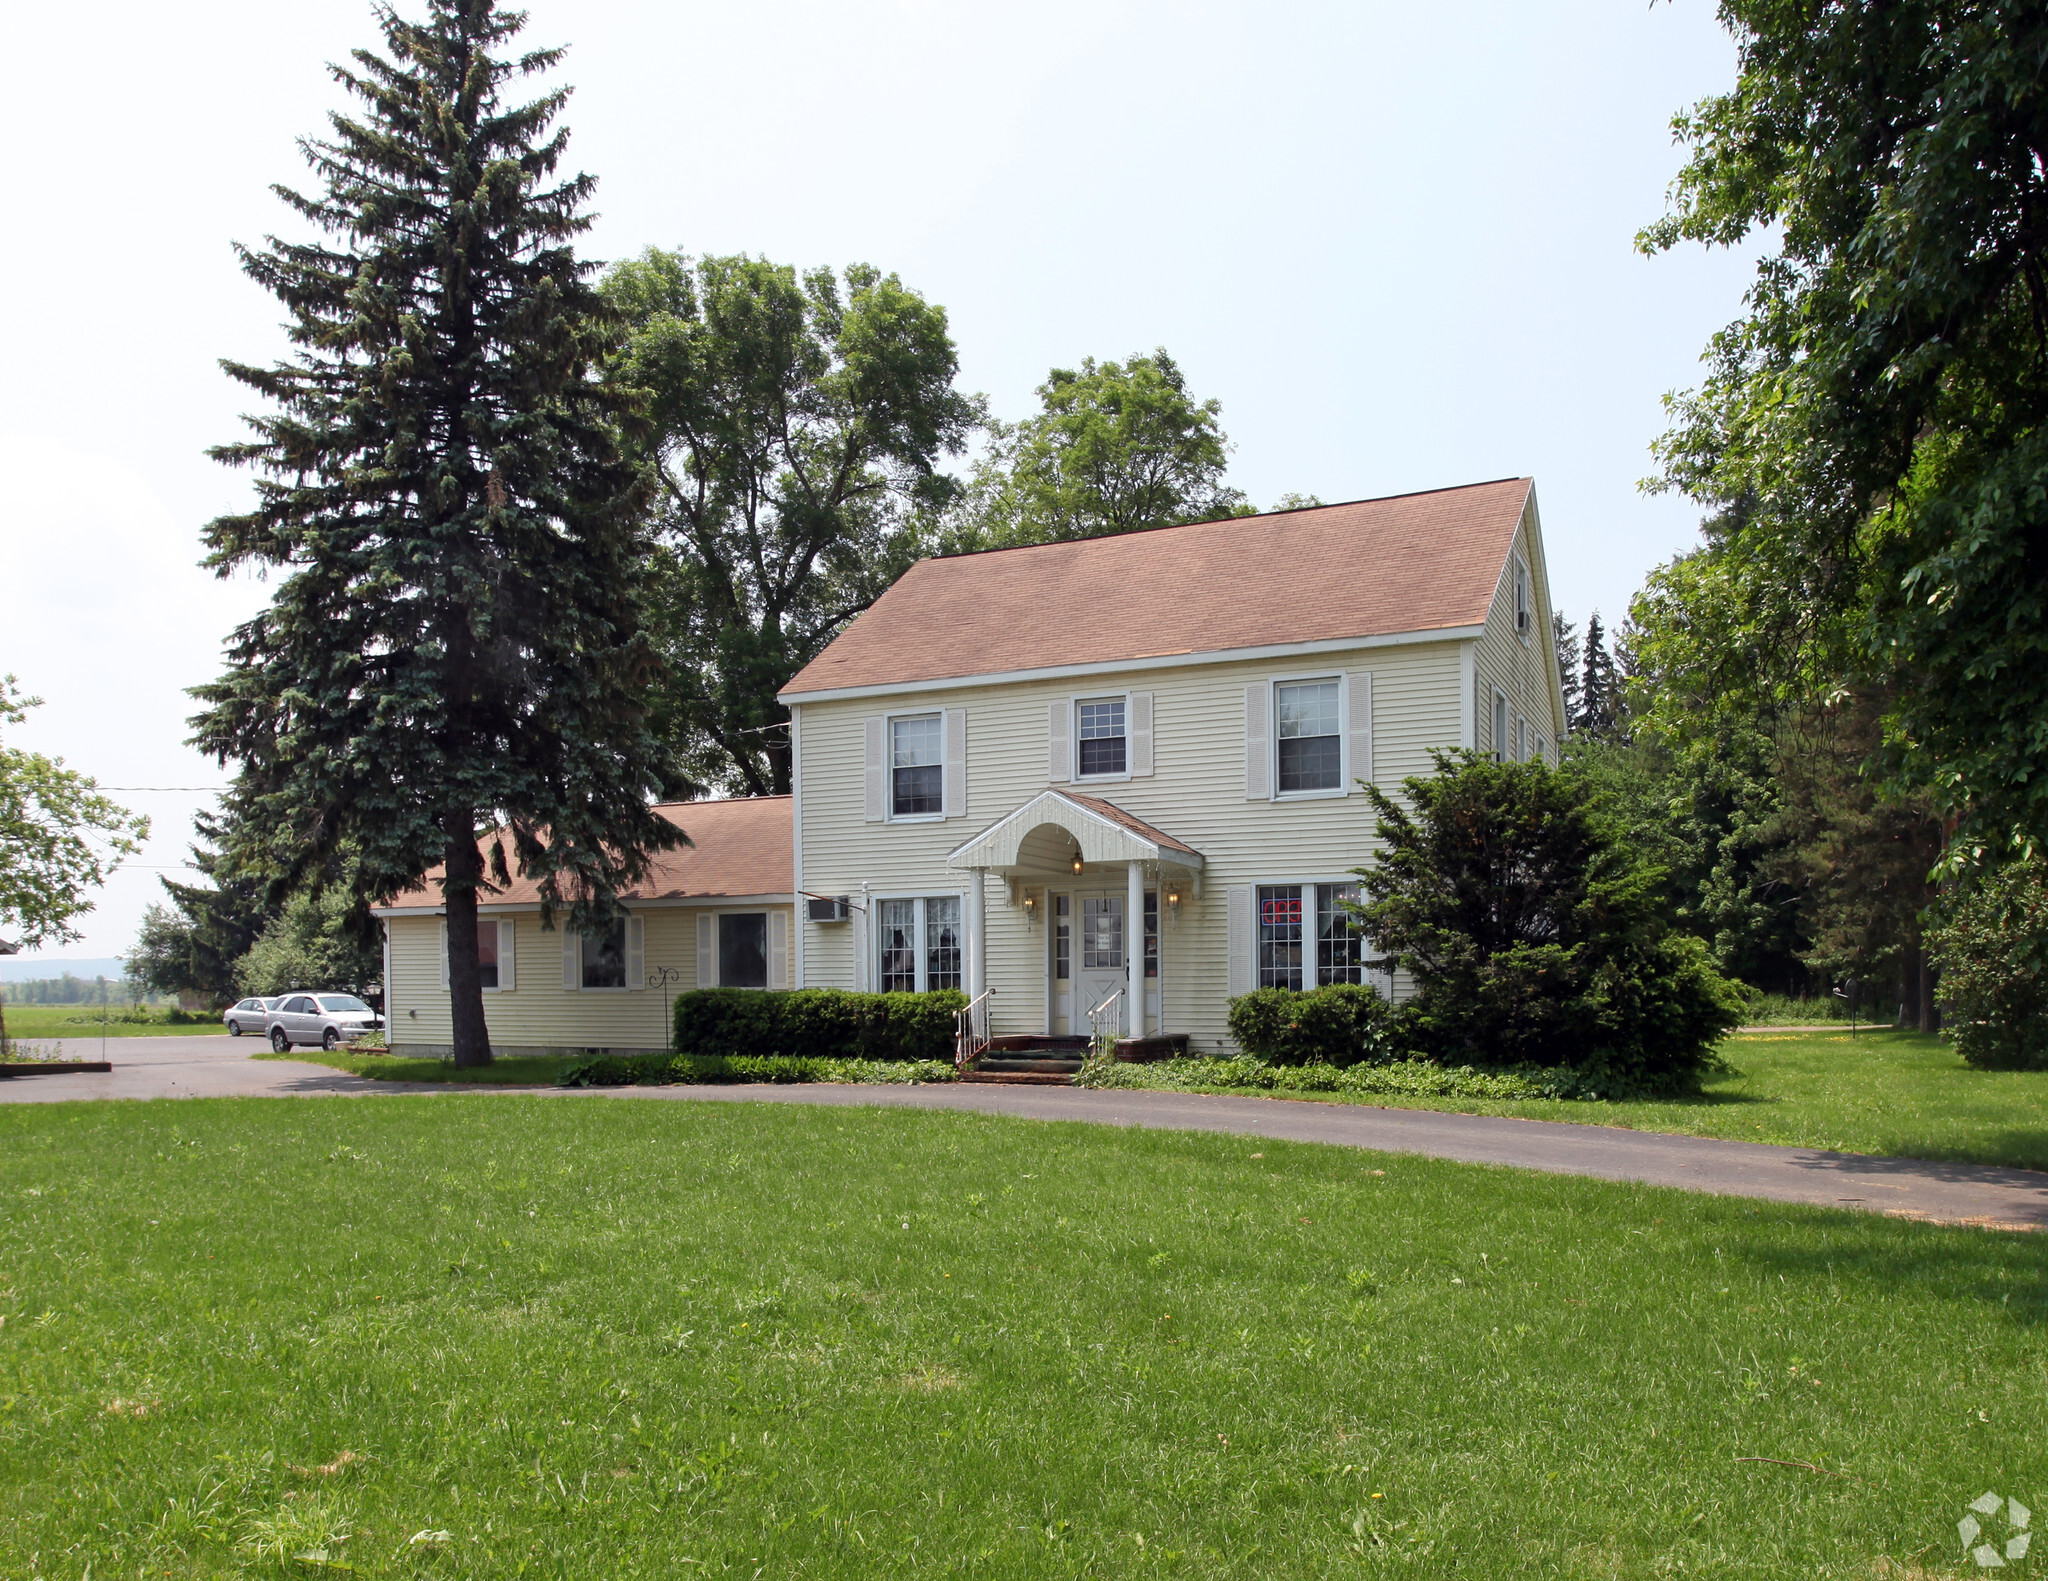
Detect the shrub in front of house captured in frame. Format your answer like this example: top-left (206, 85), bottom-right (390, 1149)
top-left (1354, 749), bottom-right (1743, 1089)
top-left (672, 987), bottom-right (969, 1063)
top-left (1931, 858), bottom-right (2048, 1070)
top-left (557, 1052), bottom-right (954, 1087)
top-left (1226, 984), bottom-right (1401, 1066)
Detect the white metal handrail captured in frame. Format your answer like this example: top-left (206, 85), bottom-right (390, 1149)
top-left (954, 989), bottom-right (995, 1073)
top-left (1086, 987), bottom-right (1125, 1064)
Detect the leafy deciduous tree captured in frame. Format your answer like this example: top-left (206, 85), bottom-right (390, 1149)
top-left (949, 349), bottom-right (1251, 551)
top-left (193, 0), bottom-right (682, 1066)
top-left (601, 249), bottom-right (978, 796)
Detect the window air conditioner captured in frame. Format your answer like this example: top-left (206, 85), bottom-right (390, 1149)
top-left (807, 895), bottom-right (851, 923)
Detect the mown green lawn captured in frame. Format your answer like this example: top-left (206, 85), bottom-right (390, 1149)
top-left (3, 1004), bottom-right (226, 1041)
top-left (1281, 1030), bottom-right (2048, 1174)
top-left (276, 1029), bottom-right (2048, 1174)
top-left (1, 1096), bottom-right (2041, 1578)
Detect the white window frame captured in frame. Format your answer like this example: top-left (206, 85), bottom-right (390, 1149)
top-left (884, 709), bottom-right (946, 824)
top-left (573, 915), bottom-right (642, 993)
top-left (1252, 878), bottom-right (1384, 994)
top-left (872, 891), bottom-right (968, 994)
top-left (1268, 673), bottom-right (1348, 800)
top-left (713, 909), bottom-right (772, 990)
top-left (1492, 688), bottom-right (1509, 762)
top-left (1069, 690), bottom-right (1132, 784)
top-left (1513, 555), bottom-right (1533, 643)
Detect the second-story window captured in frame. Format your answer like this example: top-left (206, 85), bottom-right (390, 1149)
top-left (891, 713), bottom-right (943, 816)
top-left (1276, 679), bottom-right (1341, 793)
top-left (1076, 696), bottom-right (1126, 777)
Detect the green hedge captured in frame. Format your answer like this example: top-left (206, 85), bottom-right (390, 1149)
top-left (1225, 984), bottom-right (1400, 1066)
top-left (1076, 1054), bottom-right (1657, 1102)
top-left (557, 1053), bottom-right (954, 1088)
top-left (671, 987), bottom-right (968, 1063)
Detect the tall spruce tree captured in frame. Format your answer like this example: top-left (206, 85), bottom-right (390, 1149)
top-left (193, 0), bottom-right (682, 1065)
top-left (1577, 613), bottom-right (1621, 739)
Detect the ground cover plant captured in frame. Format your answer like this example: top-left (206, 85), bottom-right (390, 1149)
top-left (1, 1096), bottom-right (2043, 1578)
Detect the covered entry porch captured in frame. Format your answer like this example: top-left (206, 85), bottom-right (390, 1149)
top-left (948, 790), bottom-right (1204, 1041)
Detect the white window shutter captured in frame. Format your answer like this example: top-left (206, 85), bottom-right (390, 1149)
top-left (943, 707), bottom-right (967, 819)
top-left (1048, 698), bottom-right (1071, 782)
top-left (439, 921), bottom-right (450, 990)
top-left (562, 928), bottom-right (580, 991)
top-left (1244, 684), bottom-right (1270, 799)
top-left (696, 913), bottom-right (715, 988)
top-left (1129, 691), bottom-right (1153, 776)
top-left (769, 911), bottom-right (789, 989)
top-left (626, 915), bottom-right (646, 989)
top-left (1345, 671), bottom-right (1373, 789)
top-left (498, 919), bottom-right (515, 992)
top-left (1226, 886), bottom-right (1254, 998)
top-left (863, 716), bottom-right (885, 822)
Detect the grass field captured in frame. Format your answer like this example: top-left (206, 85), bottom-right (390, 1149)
top-left (1096, 1030), bottom-right (2048, 1174)
top-left (277, 1029), bottom-right (2048, 1174)
top-left (3, 1004), bottom-right (226, 1041)
top-left (1, 1095), bottom-right (2041, 1578)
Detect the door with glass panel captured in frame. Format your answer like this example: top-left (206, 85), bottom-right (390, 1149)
top-left (1050, 890), bottom-right (1128, 1034)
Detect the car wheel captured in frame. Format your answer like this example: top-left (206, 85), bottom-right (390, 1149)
top-left (323, 1028), bottom-right (341, 1051)
top-left (227, 1020), bottom-right (241, 1037)
top-left (270, 1026), bottom-right (290, 1053)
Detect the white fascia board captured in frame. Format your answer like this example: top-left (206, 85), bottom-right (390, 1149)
top-left (371, 892), bottom-right (797, 919)
top-left (777, 623), bottom-right (1486, 705)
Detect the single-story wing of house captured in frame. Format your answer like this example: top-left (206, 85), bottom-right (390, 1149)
top-left (375, 796), bottom-right (794, 1058)
top-left (381, 477), bottom-right (1566, 1058)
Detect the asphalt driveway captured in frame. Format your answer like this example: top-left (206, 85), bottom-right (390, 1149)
top-left (5, 1035), bottom-right (2045, 1231)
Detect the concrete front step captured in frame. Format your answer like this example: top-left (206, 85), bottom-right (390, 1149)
top-left (959, 1070), bottom-right (1078, 1086)
top-left (974, 1056), bottom-right (1085, 1075)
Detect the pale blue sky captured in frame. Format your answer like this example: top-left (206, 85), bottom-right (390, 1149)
top-left (0, 0), bottom-right (1754, 961)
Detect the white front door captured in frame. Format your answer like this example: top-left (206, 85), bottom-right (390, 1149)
top-left (1052, 889), bottom-right (1129, 1035)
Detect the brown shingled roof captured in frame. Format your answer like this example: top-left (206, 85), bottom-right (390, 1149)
top-left (1062, 792), bottom-right (1203, 858)
top-left (782, 478), bottom-right (1532, 697)
top-left (381, 796), bottom-right (792, 912)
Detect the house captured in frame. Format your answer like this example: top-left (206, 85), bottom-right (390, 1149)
top-left (375, 796), bottom-right (794, 1057)
top-left (379, 477), bottom-right (1564, 1058)
top-left (784, 477), bottom-right (1565, 1052)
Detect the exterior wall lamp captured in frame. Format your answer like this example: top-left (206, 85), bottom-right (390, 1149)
top-left (1165, 885), bottom-right (1182, 918)
top-left (1021, 892), bottom-right (1038, 926)
top-left (1071, 850), bottom-right (1084, 876)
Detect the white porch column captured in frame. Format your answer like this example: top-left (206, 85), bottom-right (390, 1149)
top-left (1126, 859), bottom-right (1145, 1038)
top-left (967, 869), bottom-right (987, 1006)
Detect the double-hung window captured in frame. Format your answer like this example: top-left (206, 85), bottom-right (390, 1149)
top-left (1276, 679), bottom-right (1342, 794)
top-left (1075, 697), bottom-right (1127, 778)
top-left (891, 714), bottom-right (943, 817)
top-left (580, 920), bottom-right (627, 989)
top-left (719, 913), bottom-right (768, 989)
top-left (877, 895), bottom-right (963, 992)
top-left (1258, 883), bottom-right (1370, 990)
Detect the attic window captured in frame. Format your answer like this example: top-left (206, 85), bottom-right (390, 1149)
top-left (1514, 560), bottom-right (1533, 637)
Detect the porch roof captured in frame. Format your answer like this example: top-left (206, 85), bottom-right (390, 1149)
top-left (946, 790), bottom-right (1204, 874)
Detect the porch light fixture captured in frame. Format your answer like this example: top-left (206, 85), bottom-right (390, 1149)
top-left (1071, 850), bottom-right (1084, 876)
top-left (1022, 892), bottom-right (1038, 926)
top-left (1166, 886), bottom-right (1182, 917)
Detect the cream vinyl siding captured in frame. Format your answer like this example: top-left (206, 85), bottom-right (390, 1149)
top-left (794, 637), bottom-right (1466, 1049)
top-left (1472, 503), bottom-right (1566, 762)
top-left (383, 903), bottom-right (794, 1056)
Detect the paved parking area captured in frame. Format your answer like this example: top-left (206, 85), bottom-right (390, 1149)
top-left (5, 1037), bottom-right (2045, 1230)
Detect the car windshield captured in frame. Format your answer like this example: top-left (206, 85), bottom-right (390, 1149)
top-left (317, 995), bottom-right (370, 1013)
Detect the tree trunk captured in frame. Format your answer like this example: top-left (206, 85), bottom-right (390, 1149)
top-left (0, 993), bottom-right (10, 1056)
top-left (1919, 945), bottom-right (1938, 1036)
top-left (443, 812), bottom-right (493, 1067)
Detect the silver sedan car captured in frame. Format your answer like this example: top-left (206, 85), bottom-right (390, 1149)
top-left (266, 993), bottom-right (384, 1052)
top-left (224, 997), bottom-right (281, 1036)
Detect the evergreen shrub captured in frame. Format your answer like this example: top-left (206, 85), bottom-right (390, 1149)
top-left (1225, 984), bottom-right (1399, 1066)
top-left (672, 988), bottom-right (968, 1063)
top-left (1932, 860), bottom-right (2048, 1069)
